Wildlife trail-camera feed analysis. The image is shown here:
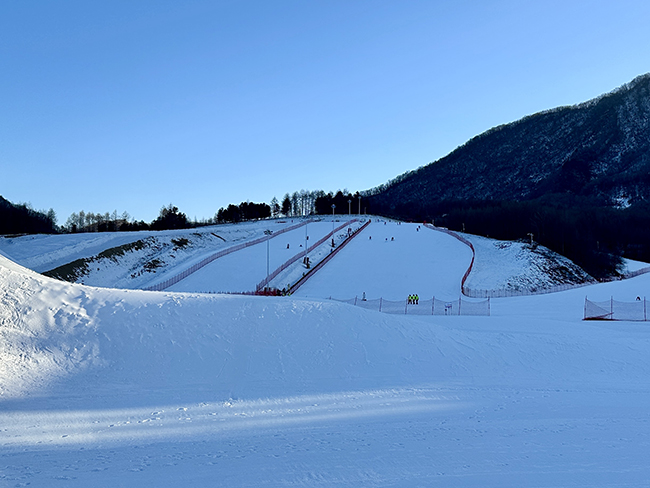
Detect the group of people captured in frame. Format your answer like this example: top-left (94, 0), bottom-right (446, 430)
top-left (408, 294), bottom-right (420, 305)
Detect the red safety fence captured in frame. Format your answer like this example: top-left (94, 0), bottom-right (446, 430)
top-left (256, 219), bottom-right (361, 292)
top-left (424, 224), bottom-right (601, 299)
top-left (423, 224), bottom-right (475, 296)
top-left (144, 220), bottom-right (315, 291)
top-left (288, 219), bottom-right (371, 294)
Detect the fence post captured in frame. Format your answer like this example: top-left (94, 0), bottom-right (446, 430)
top-left (431, 297), bottom-right (435, 315)
top-left (354, 296), bottom-right (357, 306)
top-left (584, 296), bottom-right (587, 320)
top-left (645, 297), bottom-right (647, 321)
top-left (611, 296), bottom-right (614, 320)
top-left (379, 297), bottom-right (382, 312)
top-left (488, 297), bottom-right (490, 316)
top-left (405, 299), bottom-right (408, 315)
top-left (458, 296), bottom-right (462, 316)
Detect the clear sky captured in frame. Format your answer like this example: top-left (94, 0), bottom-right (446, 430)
top-left (2, 0), bottom-right (649, 224)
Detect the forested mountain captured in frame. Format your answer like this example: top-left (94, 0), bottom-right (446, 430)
top-left (366, 73), bottom-right (650, 277)
top-left (369, 73), bottom-right (650, 211)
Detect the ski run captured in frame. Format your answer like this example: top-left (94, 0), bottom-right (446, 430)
top-left (1, 217), bottom-right (650, 487)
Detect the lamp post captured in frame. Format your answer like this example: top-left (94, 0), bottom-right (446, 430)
top-left (331, 204), bottom-right (335, 216)
top-left (358, 195), bottom-right (361, 215)
top-left (305, 222), bottom-right (308, 255)
top-left (348, 199), bottom-right (351, 215)
top-left (264, 229), bottom-right (272, 280)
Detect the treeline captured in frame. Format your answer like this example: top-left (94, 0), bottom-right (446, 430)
top-left (314, 191), bottom-right (362, 215)
top-left (65, 204), bottom-right (193, 233)
top-left (0, 196), bottom-right (57, 235)
top-left (216, 201), bottom-right (271, 223)
top-left (369, 195), bottom-right (650, 279)
top-left (65, 210), bottom-right (132, 233)
top-left (261, 190), bottom-right (365, 218)
top-left (215, 190), bottom-right (366, 223)
top-left (5, 187), bottom-right (369, 237)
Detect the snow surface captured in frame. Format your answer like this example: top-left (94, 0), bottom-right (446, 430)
top-left (294, 221), bottom-right (472, 301)
top-left (2, 219), bottom-right (650, 486)
top-left (167, 220), bottom-right (363, 294)
top-left (464, 233), bottom-right (593, 293)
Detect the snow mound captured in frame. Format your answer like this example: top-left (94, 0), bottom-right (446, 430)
top-left (465, 234), bottom-right (594, 294)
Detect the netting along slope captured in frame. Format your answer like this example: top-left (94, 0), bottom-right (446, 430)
top-left (584, 297), bottom-right (648, 321)
top-left (331, 296), bottom-right (490, 316)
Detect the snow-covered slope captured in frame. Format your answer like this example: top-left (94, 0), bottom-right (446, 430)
top-left (2, 221), bottom-right (650, 486)
top-left (2, 218), bottom-right (592, 297)
top-left (464, 233), bottom-right (595, 293)
top-left (0, 220), bottom-right (306, 288)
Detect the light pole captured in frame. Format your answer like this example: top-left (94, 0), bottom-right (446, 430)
top-left (331, 204), bottom-right (336, 216)
top-left (264, 229), bottom-right (272, 280)
top-left (358, 195), bottom-right (361, 215)
top-left (348, 199), bottom-right (351, 215)
top-left (305, 222), bottom-right (308, 255)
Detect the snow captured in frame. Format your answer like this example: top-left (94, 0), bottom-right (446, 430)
top-left (2, 218), bottom-right (650, 486)
top-left (0, 220), bottom-right (307, 283)
top-left (294, 221), bottom-right (472, 301)
top-left (464, 233), bottom-right (593, 293)
top-left (166, 220), bottom-right (363, 294)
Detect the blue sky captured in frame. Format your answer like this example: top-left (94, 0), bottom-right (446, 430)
top-left (2, 0), bottom-right (649, 223)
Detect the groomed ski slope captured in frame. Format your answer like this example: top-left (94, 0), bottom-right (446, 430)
top-left (1, 221), bottom-right (650, 487)
top-left (166, 220), bottom-right (361, 294)
top-left (294, 221), bottom-right (473, 300)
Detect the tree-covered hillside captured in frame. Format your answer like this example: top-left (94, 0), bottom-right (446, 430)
top-left (0, 196), bottom-right (57, 235)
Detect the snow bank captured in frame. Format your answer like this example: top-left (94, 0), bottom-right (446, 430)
top-left (3, 222), bottom-right (650, 486)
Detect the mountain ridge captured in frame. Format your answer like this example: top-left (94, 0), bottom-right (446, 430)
top-left (367, 73), bottom-right (650, 210)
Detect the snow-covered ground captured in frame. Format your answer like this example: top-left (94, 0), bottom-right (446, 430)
top-left (294, 221), bottom-right (472, 301)
top-left (167, 220), bottom-right (363, 294)
top-left (464, 233), bottom-right (594, 293)
top-left (2, 219), bottom-right (650, 486)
